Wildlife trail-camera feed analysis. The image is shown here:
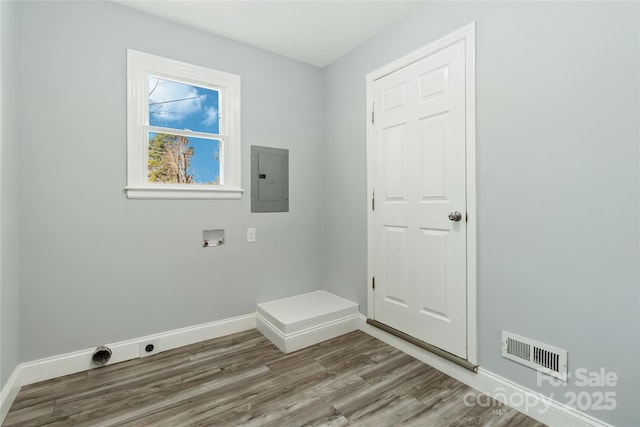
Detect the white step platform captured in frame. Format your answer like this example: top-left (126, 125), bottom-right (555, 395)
top-left (256, 290), bottom-right (360, 353)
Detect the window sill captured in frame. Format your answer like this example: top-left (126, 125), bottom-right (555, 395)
top-left (125, 186), bottom-right (244, 200)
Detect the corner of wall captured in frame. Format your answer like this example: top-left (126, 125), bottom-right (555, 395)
top-left (0, 0), bottom-right (21, 390)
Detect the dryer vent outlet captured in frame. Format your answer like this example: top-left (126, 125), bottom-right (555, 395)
top-left (92, 346), bottom-right (112, 366)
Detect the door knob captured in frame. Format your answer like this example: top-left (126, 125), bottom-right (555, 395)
top-left (448, 211), bottom-right (462, 222)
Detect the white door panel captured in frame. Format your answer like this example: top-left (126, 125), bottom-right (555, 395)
top-left (372, 39), bottom-right (467, 358)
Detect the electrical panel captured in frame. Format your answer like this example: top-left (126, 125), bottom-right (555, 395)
top-left (251, 146), bottom-right (289, 212)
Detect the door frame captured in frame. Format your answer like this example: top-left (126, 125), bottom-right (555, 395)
top-left (365, 23), bottom-right (477, 364)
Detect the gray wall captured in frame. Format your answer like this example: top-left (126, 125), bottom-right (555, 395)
top-left (5, 1), bottom-right (640, 425)
top-left (1, 0), bottom-right (21, 388)
top-left (16, 1), bottom-right (324, 361)
top-left (322, 2), bottom-right (639, 425)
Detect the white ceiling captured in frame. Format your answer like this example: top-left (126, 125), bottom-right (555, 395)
top-left (114, 1), bottom-right (426, 67)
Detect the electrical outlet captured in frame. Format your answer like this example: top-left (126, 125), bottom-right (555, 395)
top-left (139, 339), bottom-right (160, 358)
top-left (247, 227), bottom-right (256, 243)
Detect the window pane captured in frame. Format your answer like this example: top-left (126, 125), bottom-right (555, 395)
top-left (148, 132), bottom-right (220, 184)
top-left (148, 77), bottom-right (220, 134)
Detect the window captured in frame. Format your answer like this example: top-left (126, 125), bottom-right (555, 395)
top-left (126, 50), bottom-right (242, 199)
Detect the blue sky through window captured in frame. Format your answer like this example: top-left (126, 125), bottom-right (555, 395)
top-left (148, 77), bottom-right (221, 184)
top-left (188, 137), bottom-right (220, 184)
top-left (149, 77), bottom-right (220, 134)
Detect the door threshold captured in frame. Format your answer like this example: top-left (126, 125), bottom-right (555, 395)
top-left (366, 319), bottom-right (478, 373)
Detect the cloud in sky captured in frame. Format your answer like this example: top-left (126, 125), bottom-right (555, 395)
top-left (149, 77), bottom-right (205, 124)
top-left (203, 107), bottom-right (218, 126)
top-left (148, 76), bottom-right (219, 134)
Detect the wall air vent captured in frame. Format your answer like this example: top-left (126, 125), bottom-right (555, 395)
top-left (502, 331), bottom-right (568, 381)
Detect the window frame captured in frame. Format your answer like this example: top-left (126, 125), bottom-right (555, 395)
top-left (126, 49), bottom-right (242, 199)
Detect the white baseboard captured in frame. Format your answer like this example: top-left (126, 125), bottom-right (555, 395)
top-left (0, 313), bottom-right (256, 424)
top-left (359, 316), bottom-right (613, 427)
top-left (20, 313), bottom-right (256, 386)
top-left (0, 366), bottom-right (21, 424)
top-left (476, 368), bottom-right (614, 427)
top-left (257, 312), bottom-right (360, 353)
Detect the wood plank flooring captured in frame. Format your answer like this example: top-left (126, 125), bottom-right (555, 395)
top-left (4, 330), bottom-right (546, 426)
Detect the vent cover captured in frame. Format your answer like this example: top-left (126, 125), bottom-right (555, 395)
top-left (502, 331), bottom-right (568, 381)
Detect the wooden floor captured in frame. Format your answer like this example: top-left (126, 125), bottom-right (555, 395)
top-left (5, 330), bottom-right (546, 427)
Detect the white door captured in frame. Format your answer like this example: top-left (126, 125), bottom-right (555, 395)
top-left (370, 38), bottom-right (469, 358)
